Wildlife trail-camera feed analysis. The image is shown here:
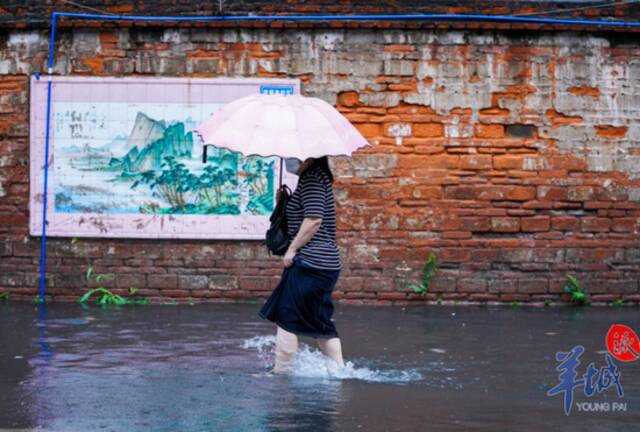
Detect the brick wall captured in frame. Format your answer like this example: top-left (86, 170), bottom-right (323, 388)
top-left (0, 18), bottom-right (639, 305)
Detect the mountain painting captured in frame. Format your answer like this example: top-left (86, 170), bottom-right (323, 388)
top-left (52, 102), bottom-right (276, 216)
top-left (29, 76), bottom-right (300, 239)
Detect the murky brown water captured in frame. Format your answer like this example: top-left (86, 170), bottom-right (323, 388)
top-left (1, 302), bottom-right (639, 431)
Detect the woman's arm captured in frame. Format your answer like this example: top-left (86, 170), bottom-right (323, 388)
top-left (283, 217), bottom-right (321, 267)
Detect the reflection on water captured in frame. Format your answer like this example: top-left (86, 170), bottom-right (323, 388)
top-left (0, 302), bottom-right (638, 431)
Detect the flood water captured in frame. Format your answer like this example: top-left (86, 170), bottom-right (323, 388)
top-left (1, 302), bottom-right (639, 431)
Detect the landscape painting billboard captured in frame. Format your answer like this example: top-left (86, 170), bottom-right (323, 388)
top-left (29, 76), bottom-right (300, 239)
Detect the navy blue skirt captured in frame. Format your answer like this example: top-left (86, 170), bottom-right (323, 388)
top-left (258, 255), bottom-right (341, 339)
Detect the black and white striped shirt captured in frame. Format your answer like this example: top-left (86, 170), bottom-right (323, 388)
top-left (286, 164), bottom-right (342, 271)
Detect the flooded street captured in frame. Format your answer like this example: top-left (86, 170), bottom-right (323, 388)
top-left (1, 302), bottom-right (639, 431)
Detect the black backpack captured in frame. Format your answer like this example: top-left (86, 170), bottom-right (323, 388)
top-left (265, 183), bottom-right (293, 256)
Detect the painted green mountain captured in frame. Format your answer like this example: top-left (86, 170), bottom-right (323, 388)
top-left (108, 113), bottom-right (193, 173)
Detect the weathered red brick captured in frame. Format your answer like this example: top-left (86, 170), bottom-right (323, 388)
top-left (487, 278), bottom-right (517, 293)
top-left (491, 217), bottom-right (520, 232)
top-left (398, 154), bottom-right (459, 169)
top-left (177, 275), bottom-right (208, 290)
top-left (595, 125), bottom-right (627, 139)
top-left (518, 278), bottom-right (548, 294)
top-left (457, 278), bottom-right (487, 292)
top-left (466, 293), bottom-right (497, 302)
top-left (474, 124), bottom-right (505, 138)
top-left (160, 289), bottom-right (190, 297)
top-left (546, 109), bottom-right (582, 128)
top-left (444, 185), bottom-right (476, 200)
top-left (460, 154), bottom-right (492, 170)
top-left (460, 217), bottom-right (491, 232)
top-left (551, 216), bottom-right (580, 230)
top-left (537, 186), bottom-right (568, 201)
top-left (568, 86), bottom-right (600, 97)
top-left (354, 123), bottom-right (382, 137)
top-left (506, 187), bottom-right (536, 201)
top-left (471, 249), bottom-right (500, 262)
top-left (413, 123), bottom-right (445, 137)
top-left (116, 274), bottom-right (147, 289)
top-left (611, 218), bottom-right (637, 232)
top-left (581, 217), bottom-right (611, 232)
top-left (402, 185), bottom-right (442, 199)
top-left (442, 231), bottom-right (472, 239)
top-left (565, 248), bottom-right (623, 263)
top-left (439, 248), bottom-right (472, 262)
top-left (521, 216), bottom-right (550, 232)
top-left (337, 277), bottom-right (365, 292)
top-left (567, 186), bottom-right (595, 201)
top-left (430, 276), bottom-right (457, 292)
top-left (493, 155), bottom-right (524, 170)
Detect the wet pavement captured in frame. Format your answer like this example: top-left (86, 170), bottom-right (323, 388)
top-left (1, 302), bottom-right (639, 431)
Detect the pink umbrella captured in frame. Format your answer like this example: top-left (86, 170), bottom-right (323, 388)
top-left (195, 93), bottom-right (370, 168)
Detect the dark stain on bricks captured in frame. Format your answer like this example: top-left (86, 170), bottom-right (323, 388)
top-left (505, 124), bottom-right (537, 139)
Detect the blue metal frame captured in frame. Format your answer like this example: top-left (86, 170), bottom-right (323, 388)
top-left (37, 11), bottom-right (640, 301)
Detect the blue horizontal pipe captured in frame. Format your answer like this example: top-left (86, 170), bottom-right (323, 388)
top-left (52, 11), bottom-right (640, 28)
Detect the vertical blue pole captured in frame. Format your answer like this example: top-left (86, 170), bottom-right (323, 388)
top-left (38, 13), bottom-right (57, 302)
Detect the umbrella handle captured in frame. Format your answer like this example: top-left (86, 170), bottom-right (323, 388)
top-left (279, 157), bottom-right (283, 188)
top-left (202, 144), bottom-right (209, 163)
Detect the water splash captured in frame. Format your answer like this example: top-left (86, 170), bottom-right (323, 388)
top-left (242, 335), bottom-right (423, 383)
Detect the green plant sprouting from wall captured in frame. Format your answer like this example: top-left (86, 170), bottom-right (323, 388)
top-left (407, 252), bottom-right (439, 296)
top-left (72, 237), bottom-right (149, 306)
top-left (563, 273), bottom-right (589, 305)
top-left (80, 285), bottom-right (149, 306)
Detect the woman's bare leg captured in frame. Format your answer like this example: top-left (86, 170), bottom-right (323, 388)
top-left (272, 325), bottom-right (298, 373)
top-left (316, 337), bottom-right (345, 368)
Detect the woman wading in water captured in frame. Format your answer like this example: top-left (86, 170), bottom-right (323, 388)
top-left (258, 156), bottom-right (344, 374)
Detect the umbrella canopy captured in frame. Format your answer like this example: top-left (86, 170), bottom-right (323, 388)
top-left (195, 93), bottom-right (370, 160)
